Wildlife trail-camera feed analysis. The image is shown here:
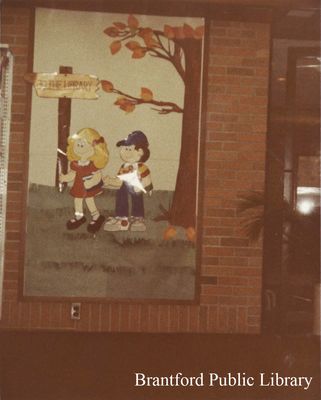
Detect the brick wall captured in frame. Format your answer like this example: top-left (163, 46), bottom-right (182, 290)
top-left (202, 21), bottom-right (270, 333)
top-left (0, 6), bottom-right (270, 333)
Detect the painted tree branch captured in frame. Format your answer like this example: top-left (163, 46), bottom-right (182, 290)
top-left (149, 30), bottom-right (186, 82)
top-left (106, 24), bottom-right (188, 83)
top-left (101, 81), bottom-right (183, 114)
top-left (114, 88), bottom-right (183, 114)
top-left (103, 17), bottom-right (205, 114)
top-left (147, 48), bottom-right (172, 62)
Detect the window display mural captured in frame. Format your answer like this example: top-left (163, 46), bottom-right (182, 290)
top-left (23, 8), bottom-right (205, 300)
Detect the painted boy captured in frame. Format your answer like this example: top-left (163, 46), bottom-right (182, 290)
top-left (104, 131), bottom-right (152, 232)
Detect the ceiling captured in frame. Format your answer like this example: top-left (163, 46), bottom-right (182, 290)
top-left (3, 0), bottom-right (320, 9)
top-left (156, 0), bottom-right (319, 6)
top-left (3, 0), bottom-right (320, 31)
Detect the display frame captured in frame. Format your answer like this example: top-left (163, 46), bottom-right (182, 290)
top-left (17, 3), bottom-right (211, 305)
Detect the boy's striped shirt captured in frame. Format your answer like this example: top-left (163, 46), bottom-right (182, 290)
top-left (118, 162), bottom-right (153, 192)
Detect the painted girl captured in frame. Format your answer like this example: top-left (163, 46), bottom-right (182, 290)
top-left (59, 128), bottom-right (109, 233)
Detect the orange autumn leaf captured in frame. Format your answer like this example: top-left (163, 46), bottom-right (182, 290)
top-left (185, 227), bottom-right (196, 243)
top-left (125, 41), bottom-right (141, 51)
top-left (164, 24), bottom-right (175, 39)
top-left (143, 36), bottom-right (160, 48)
top-left (121, 102), bottom-right (135, 113)
top-left (110, 40), bottom-right (121, 55)
top-left (132, 47), bottom-right (147, 59)
top-left (113, 21), bottom-right (126, 30)
top-left (114, 97), bottom-right (129, 106)
top-left (104, 26), bottom-right (119, 37)
top-left (126, 104), bottom-right (135, 113)
top-left (116, 97), bottom-right (136, 113)
top-left (128, 14), bottom-right (139, 29)
top-left (173, 26), bottom-right (185, 39)
top-left (101, 80), bottom-right (114, 93)
top-left (138, 27), bottom-right (153, 39)
top-left (163, 226), bottom-right (177, 241)
top-left (141, 87), bottom-right (153, 101)
top-left (183, 23), bottom-right (195, 38)
top-left (194, 25), bottom-right (205, 39)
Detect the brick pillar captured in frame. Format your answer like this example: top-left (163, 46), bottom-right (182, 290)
top-left (201, 21), bottom-right (270, 333)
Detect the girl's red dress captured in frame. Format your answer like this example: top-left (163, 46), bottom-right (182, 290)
top-left (69, 161), bottom-right (103, 198)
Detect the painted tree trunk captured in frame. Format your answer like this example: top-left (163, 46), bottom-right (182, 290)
top-left (169, 39), bottom-right (202, 228)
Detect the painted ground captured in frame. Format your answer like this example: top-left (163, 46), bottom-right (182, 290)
top-left (24, 184), bottom-right (196, 300)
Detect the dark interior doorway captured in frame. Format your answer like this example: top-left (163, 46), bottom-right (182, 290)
top-left (263, 6), bottom-right (320, 334)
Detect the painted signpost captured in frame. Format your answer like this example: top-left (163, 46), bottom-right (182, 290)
top-left (25, 66), bottom-right (100, 190)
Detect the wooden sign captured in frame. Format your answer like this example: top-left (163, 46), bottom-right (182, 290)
top-left (24, 72), bottom-right (99, 99)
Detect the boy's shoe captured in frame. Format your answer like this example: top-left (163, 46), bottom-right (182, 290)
top-left (130, 218), bottom-right (146, 232)
top-left (66, 216), bottom-right (86, 230)
top-left (104, 217), bottom-right (129, 231)
top-left (87, 215), bottom-right (106, 234)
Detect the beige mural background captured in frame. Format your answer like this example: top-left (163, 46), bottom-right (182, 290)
top-left (29, 8), bottom-right (203, 190)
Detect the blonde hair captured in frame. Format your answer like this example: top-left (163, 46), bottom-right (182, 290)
top-left (66, 128), bottom-right (109, 169)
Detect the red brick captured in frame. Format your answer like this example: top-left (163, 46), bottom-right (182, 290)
top-left (3, 261), bottom-right (19, 271)
top-left (90, 304), bottom-right (102, 331)
top-left (199, 306), bottom-right (209, 332)
top-left (128, 304), bottom-right (141, 332)
top-left (178, 305), bottom-right (189, 331)
top-left (219, 256), bottom-right (248, 266)
top-left (217, 306), bottom-right (228, 332)
top-left (211, 28), bottom-right (227, 36)
top-left (248, 315), bottom-right (260, 326)
top-left (202, 237), bottom-right (220, 246)
top-left (189, 306), bottom-right (200, 332)
top-left (3, 280), bottom-right (19, 290)
top-left (202, 285), bottom-right (233, 296)
top-left (40, 303), bottom-right (52, 328)
top-left (0, 302), bottom-right (11, 325)
top-left (149, 305), bottom-right (160, 332)
top-left (201, 294), bottom-right (218, 305)
top-left (201, 256), bottom-right (219, 266)
top-left (237, 307), bottom-right (248, 332)
top-left (119, 304), bottom-right (130, 332)
top-left (219, 276), bottom-right (249, 286)
top-left (78, 304), bottom-right (91, 331)
top-left (3, 25), bottom-right (30, 36)
top-left (158, 305), bottom-right (170, 332)
top-left (110, 304), bottom-right (121, 332)
top-left (100, 304), bottom-right (111, 331)
top-left (203, 246), bottom-right (235, 257)
top-left (5, 232), bottom-right (21, 242)
top-left (169, 305), bottom-right (179, 332)
top-left (62, 308), bottom-right (78, 330)
top-left (140, 305), bottom-right (150, 332)
top-left (2, 15), bottom-right (15, 24)
top-left (204, 227), bottom-right (235, 237)
top-left (2, 7), bottom-right (30, 16)
top-left (29, 303), bottom-right (42, 328)
top-left (207, 306), bottom-right (218, 331)
top-left (247, 296), bottom-right (262, 306)
top-left (221, 237), bottom-right (249, 247)
top-left (9, 303), bottom-right (20, 327)
top-left (233, 286), bottom-right (261, 296)
top-left (50, 304), bottom-right (62, 327)
top-left (219, 296), bottom-right (248, 306)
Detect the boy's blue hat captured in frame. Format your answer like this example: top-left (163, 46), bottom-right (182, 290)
top-left (116, 130), bottom-right (148, 147)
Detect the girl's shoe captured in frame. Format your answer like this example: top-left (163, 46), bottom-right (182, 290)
top-left (87, 215), bottom-right (106, 234)
top-left (66, 216), bottom-right (86, 230)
